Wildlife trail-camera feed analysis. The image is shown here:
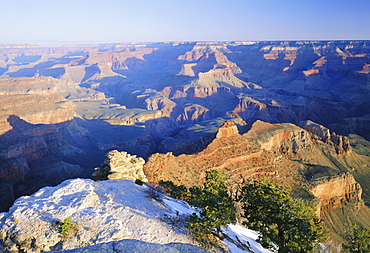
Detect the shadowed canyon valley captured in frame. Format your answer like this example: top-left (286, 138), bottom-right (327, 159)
top-left (0, 41), bottom-right (370, 247)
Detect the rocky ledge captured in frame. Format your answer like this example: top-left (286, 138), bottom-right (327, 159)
top-left (300, 120), bottom-right (351, 155)
top-left (0, 179), bottom-right (199, 252)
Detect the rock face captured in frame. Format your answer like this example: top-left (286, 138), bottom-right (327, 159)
top-left (310, 173), bottom-right (369, 242)
top-left (0, 156), bottom-right (30, 186)
top-left (311, 173), bottom-right (363, 211)
top-left (246, 120), bottom-right (313, 154)
top-left (0, 179), bottom-right (199, 252)
top-left (300, 120), bottom-right (351, 155)
top-left (215, 121), bottom-right (239, 139)
top-left (92, 150), bottom-right (147, 182)
top-left (145, 121), bottom-right (303, 189)
top-left (0, 115), bottom-right (86, 211)
top-left (0, 179), bottom-right (14, 212)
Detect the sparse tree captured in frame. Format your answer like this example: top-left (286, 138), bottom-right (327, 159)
top-left (343, 223), bottom-right (370, 253)
top-left (186, 170), bottom-right (236, 249)
top-left (158, 180), bottom-right (188, 200)
top-left (240, 177), bottom-right (324, 253)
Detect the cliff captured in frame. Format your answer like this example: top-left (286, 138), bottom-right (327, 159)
top-left (311, 173), bottom-right (363, 211)
top-left (0, 115), bottom-right (90, 211)
top-left (144, 120), bottom-right (370, 243)
top-left (300, 120), bottom-right (351, 155)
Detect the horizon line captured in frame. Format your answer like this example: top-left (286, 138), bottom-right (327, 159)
top-left (1, 39), bottom-right (370, 47)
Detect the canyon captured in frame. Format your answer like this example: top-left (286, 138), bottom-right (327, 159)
top-left (0, 41), bottom-right (369, 248)
top-left (144, 120), bottom-right (370, 242)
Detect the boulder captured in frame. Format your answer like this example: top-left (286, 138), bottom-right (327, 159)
top-left (92, 150), bottom-right (147, 182)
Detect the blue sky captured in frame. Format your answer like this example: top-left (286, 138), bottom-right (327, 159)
top-left (1, 0), bottom-right (369, 44)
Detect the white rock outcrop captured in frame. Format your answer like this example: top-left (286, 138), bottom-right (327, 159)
top-left (0, 179), bottom-right (197, 252)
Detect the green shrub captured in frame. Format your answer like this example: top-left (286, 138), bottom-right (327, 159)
top-left (158, 180), bottom-right (188, 200)
top-left (187, 170), bottom-right (236, 249)
top-left (241, 178), bottom-right (324, 252)
top-left (58, 218), bottom-right (76, 237)
top-left (343, 223), bottom-right (370, 253)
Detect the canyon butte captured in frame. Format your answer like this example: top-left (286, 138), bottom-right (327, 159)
top-left (0, 41), bottom-right (369, 248)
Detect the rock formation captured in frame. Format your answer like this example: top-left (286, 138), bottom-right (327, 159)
top-left (92, 150), bottom-right (147, 182)
top-left (0, 179), bottom-right (200, 252)
top-left (300, 120), bottom-right (351, 155)
top-left (311, 173), bottom-right (363, 211)
top-left (0, 179), bottom-right (14, 212)
top-left (244, 120), bottom-right (313, 154)
top-left (215, 121), bottom-right (239, 139)
top-left (0, 115), bottom-right (86, 211)
top-left (144, 120), bottom-right (370, 243)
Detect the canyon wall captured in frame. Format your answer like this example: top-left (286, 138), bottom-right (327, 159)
top-left (0, 41), bottom-right (369, 240)
top-left (144, 120), bottom-right (370, 242)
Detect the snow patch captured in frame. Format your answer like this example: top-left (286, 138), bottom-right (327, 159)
top-left (162, 197), bottom-right (196, 215)
top-left (223, 224), bottom-right (273, 253)
top-left (162, 195), bottom-right (272, 253)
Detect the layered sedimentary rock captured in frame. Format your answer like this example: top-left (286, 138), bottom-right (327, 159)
top-left (144, 120), bottom-right (370, 242)
top-left (145, 121), bottom-right (290, 188)
top-left (215, 121), bottom-right (239, 138)
top-left (0, 76), bottom-right (76, 136)
top-left (1, 41), bottom-right (369, 136)
top-left (311, 173), bottom-right (363, 211)
top-left (300, 120), bottom-right (351, 155)
top-left (0, 41), bottom-right (369, 235)
top-left (0, 94), bottom-right (73, 130)
top-left (245, 120), bottom-right (313, 154)
top-left (0, 114), bottom-right (87, 211)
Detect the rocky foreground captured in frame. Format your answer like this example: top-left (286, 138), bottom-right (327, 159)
top-left (0, 178), bottom-right (204, 252)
